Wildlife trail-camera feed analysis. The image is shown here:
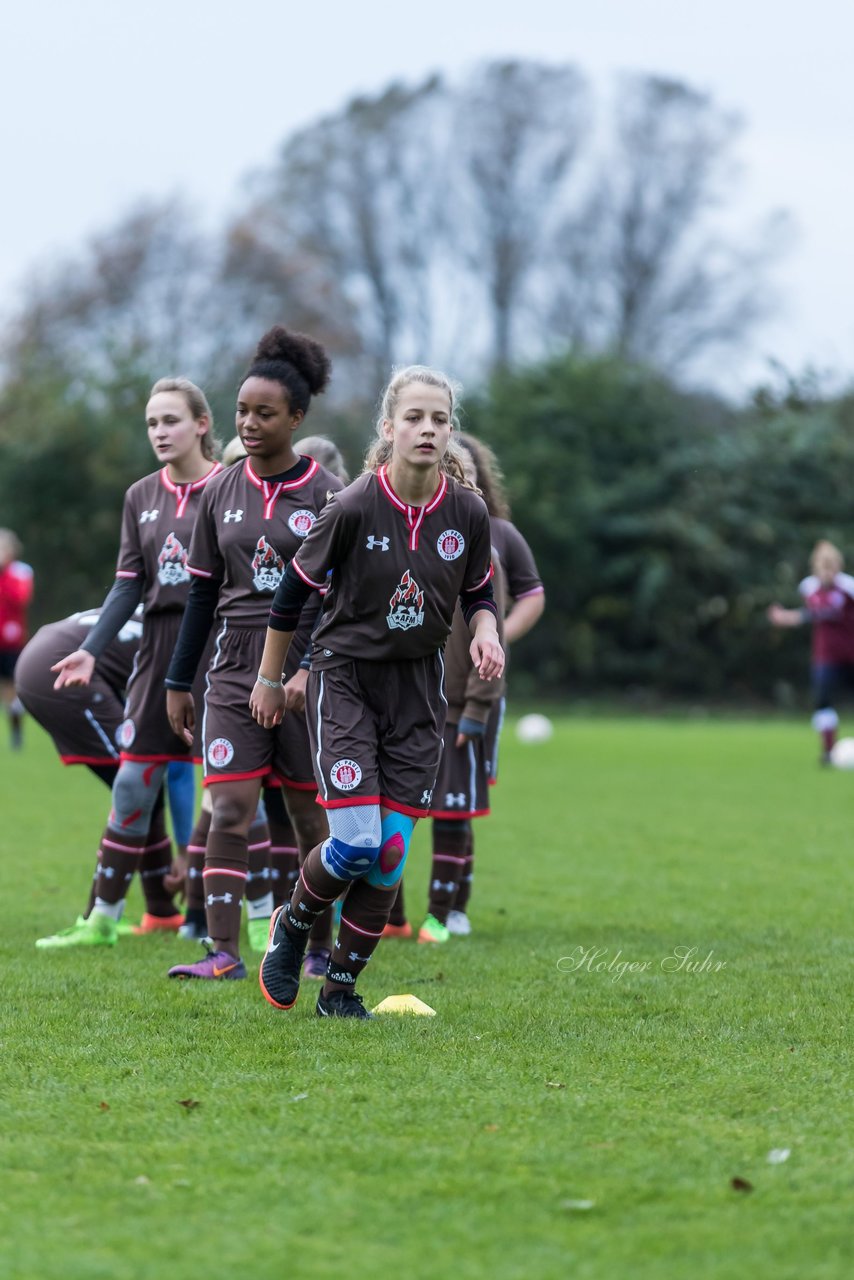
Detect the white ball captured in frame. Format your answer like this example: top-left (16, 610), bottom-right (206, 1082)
top-left (830, 737), bottom-right (854, 770)
top-left (516, 713), bottom-right (554, 744)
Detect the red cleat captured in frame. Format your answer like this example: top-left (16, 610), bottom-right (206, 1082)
top-left (132, 912), bottom-right (185, 935)
top-left (382, 921), bottom-right (413, 939)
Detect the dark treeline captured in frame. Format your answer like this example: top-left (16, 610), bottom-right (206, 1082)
top-left (0, 59), bottom-right (838, 703)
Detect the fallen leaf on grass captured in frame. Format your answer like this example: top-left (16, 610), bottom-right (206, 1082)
top-left (483, 1124), bottom-right (500, 1132)
top-left (98, 1102), bottom-right (110, 1111)
top-left (730, 1177), bottom-right (753, 1193)
top-left (134, 1176), bottom-right (150, 1186)
top-left (767, 1148), bottom-right (791, 1164)
top-left (545, 1081), bottom-right (566, 1089)
top-left (177, 1099), bottom-right (199, 1110)
top-left (561, 1199), bottom-right (595, 1211)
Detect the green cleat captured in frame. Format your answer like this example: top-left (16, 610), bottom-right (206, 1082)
top-left (116, 917), bottom-right (136, 937)
top-left (418, 913), bottom-right (450, 945)
top-left (36, 912), bottom-right (118, 950)
top-left (247, 916), bottom-right (272, 954)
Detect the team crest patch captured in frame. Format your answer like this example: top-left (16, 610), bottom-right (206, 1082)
top-left (157, 531), bottom-right (190, 586)
top-left (436, 529), bottom-right (465, 561)
top-left (330, 759), bottom-right (362, 791)
top-left (207, 737), bottom-right (235, 768)
top-left (387, 570), bottom-right (425, 631)
top-left (117, 719), bottom-right (136, 748)
top-left (251, 536), bottom-right (285, 591)
top-left (288, 509), bottom-right (316, 538)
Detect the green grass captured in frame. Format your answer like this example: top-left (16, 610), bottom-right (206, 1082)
top-left (1, 716), bottom-right (851, 1279)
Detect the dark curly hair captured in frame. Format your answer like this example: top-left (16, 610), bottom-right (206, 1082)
top-left (455, 432), bottom-right (510, 519)
top-left (242, 325), bottom-right (332, 416)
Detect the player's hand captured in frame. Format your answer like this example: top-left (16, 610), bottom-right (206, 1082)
top-left (164, 849), bottom-right (188, 899)
top-left (469, 627), bottom-right (504, 681)
top-left (166, 690), bottom-right (195, 747)
top-left (767, 604), bottom-right (801, 628)
top-left (283, 668), bottom-right (309, 714)
top-left (51, 649), bottom-right (96, 689)
top-left (249, 681), bottom-right (286, 729)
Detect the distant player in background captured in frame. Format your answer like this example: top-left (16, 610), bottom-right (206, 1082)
top-left (768, 540), bottom-right (854, 763)
top-left (0, 528), bottom-right (34, 749)
top-left (387, 432), bottom-right (544, 941)
top-left (44, 377), bottom-right (222, 948)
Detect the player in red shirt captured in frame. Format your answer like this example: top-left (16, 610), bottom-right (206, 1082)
top-left (0, 529), bottom-right (34, 749)
top-left (250, 365), bottom-right (504, 1018)
top-left (768, 540), bottom-right (854, 762)
top-left (42, 378), bottom-right (222, 948)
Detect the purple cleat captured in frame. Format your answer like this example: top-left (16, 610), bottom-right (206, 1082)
top-left (168, 944), bottom-right (247, 981)
top-left (302, 948), bottom-right (331, 980)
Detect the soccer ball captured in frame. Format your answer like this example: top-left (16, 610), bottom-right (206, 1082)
top-left (516, 713), bottom-right (554, 744)
top-left (830, 737), bottom-right (854, 770)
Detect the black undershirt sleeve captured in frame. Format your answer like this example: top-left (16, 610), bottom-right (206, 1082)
top-left (269, 562), bottom-right (315, 633)
top-left (81, 577), bottom-right (144, 659)
top-left (460, 577), bottom-right (497, 626)
top-left (164, 575), bottom-right (221, 691)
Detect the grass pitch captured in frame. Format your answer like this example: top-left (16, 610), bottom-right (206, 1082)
top-left (1, 716), bottom-right (851, 1279)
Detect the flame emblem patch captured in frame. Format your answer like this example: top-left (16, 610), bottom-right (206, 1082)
top-left (387, 571), bottom-right (425, 631)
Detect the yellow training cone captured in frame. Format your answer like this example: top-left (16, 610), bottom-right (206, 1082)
top-left (371, 994), bottom-right (437, 1016)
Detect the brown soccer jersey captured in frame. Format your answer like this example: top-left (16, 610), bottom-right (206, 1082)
top-left (293, 466), bottom-right (493, 669)
top-left (117, 465), bottom-right (223, 612)
top-left (488, 517), bottom-right (543, 605)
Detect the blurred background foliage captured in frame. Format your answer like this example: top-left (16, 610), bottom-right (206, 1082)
top-left (0, 60), bottom-right (846, 702)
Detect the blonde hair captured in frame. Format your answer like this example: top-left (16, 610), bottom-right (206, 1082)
top-left (363, 365), bottom-right (473, 488)
top-left (811, 540), bottom-right (843, 575)
top-left (222, 435), bottom-right (248, 467)
top-left (297, 434), bottom-right (350, 483)
top-left (148, 376), bottom-right (221, 461)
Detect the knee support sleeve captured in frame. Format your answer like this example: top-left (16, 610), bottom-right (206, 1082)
top-left (320, 804), bottom-right (382, 881)
top-left (110, 762), bottom-right (167, 836)
top-left (366, 811), bottom-right (416, 888)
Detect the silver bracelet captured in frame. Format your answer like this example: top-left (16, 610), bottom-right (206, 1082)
top-left (256, 673), bottom-right (283, 689)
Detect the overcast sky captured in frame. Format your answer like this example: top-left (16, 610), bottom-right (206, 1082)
top-left (1, 0), bottom-right (850, 396)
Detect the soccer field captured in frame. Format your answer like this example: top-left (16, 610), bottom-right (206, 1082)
top-left (1, 716), bottom-right (850, 1280)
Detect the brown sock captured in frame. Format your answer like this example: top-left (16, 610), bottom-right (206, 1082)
top-left (139, 805), bottom-right (180, 917)
top-left (452, 827), bottom-right (475, 913)
top-left (283, 848), bottom-right (340, 949)
top-left (186, 810), bottom-right (211, 914)
top-left (263, 785), bottom-right (300, 908)
top-left (84, 850), bottom-right (101, 918)
top-left (203, 830), bottom-right (248, 957)
top-left (427, 820), bottom-right (469, 925)
top-left (387, 881), bottom-right (407, 927)
top-left (325, 879), bottom-right (395, 993)
top-left (246, 817), bottom-right (273, 919)
top-left (95, 827), bottom-right (148, 914)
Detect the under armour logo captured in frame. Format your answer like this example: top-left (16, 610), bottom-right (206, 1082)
top-left (223, 509), bottom-right (244, 523)
top-left (139, 509), bottom-right (159, 523)
top-left (445, 792), bottom-right (466, 808)
top-left (421, 789), bottom-right (433, 805)
top-left (366, 535), bottom-right (389, 551)
top-left (206, 892), bottom-right (233, 905)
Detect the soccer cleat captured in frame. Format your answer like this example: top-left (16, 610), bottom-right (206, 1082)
top-left (445, 910), bottom-right (472, 937)
top-left (115, 917), bottom-right (136, 937)
top-left (382, 921), bottom-right (413, 939)
top-left (132, 912), bottom-right (185, 935)
top-left (259, 905), bottom-right (305, 1010)
top-left (418, 914), bottom-right (450, 945)
top-left (167, 944), bottom-right (246, 980)
top-left (302, 947), bottom-right (331, 980)
top-left (316, 988), bottom-right (373, 1019)
top-left (247, 916), bottom-right (272, 954)
top-left (35, 912), bottom-right (118, 950)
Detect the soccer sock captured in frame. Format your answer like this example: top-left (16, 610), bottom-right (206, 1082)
top-left (84, 848), bottom-right (101, 919)
top-left (283, 850), bottom-right (340, 950)
top-left (94, 828), bottom-right (148, 917)
top-left (186, 809), bottom-right (211, 921)
top-left (387, 881), bottom-right (408, 927)
top-left (203, 830), bottom-right (248, 957)
top-left (325, 879), bottom-right (395, 993)
top-left (263, 785), bottom-right (300, 908)
top-left (452, 826), bottom-right (475, 914)
top-left (245, 817), bottom-right (273, 920)
top-left (139, 803), bottom-right (180, 918)
top-left (427, 820), bottom-right (470, 925)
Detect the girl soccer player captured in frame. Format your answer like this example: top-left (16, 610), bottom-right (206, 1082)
top-left (250, 366), bottom-right (504, 1018)
top-left (164, 327), bottom-right (342, 981)
top-left (46, 378), bottom-right (222, 946)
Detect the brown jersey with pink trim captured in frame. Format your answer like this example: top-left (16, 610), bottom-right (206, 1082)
top-left (117, 464), bottom-right (222, 613)
top-left (488, 517), bottom-right (543, 604)
top-left (293, 467), bottom-right (494, 668)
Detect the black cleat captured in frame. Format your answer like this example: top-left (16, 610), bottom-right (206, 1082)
top-left (316, 988), bottom-right (373, 1020)
top-left (259, 906), bottom-right (305, 1010)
